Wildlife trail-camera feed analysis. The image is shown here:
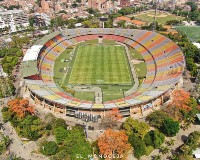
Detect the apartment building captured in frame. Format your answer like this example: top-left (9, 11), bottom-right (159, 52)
top-left (34, 13), bottom-right (51, 27)
top-left (0, 10), bottom-right (29, 33)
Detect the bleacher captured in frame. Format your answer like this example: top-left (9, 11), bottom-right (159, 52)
top-left (23, 28), bottom-right (185, 110)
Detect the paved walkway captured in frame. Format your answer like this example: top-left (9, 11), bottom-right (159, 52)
top-left (0, 108), bottom-right (49, 160)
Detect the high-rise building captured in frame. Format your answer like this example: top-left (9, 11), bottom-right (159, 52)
top-left (34, 13), bottom-right (51, 27)
top-left (0, 10), bottom-right (29, 33)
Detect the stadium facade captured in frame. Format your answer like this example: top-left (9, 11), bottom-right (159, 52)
top-left (22, 28), bottom-right (185, 121)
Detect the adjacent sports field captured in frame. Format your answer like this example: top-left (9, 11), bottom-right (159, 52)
top-left (176, 26), bottom-right (200, 42)
top-left (68, 44), bottom-right (133, 85)
top-left (133, 11), bottom-right (184, 25)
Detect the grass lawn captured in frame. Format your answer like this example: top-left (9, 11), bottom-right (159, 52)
top-left (129, 47), bottom-right (144, 59)
top-left (74, 91), bottom-right (95, 101)
top-left (134, 11), bottom-right (184, 25)
top-left (103, 90), bottom-right (124, 102)
top-left (53, 49), bottom-right (73, 85)
top-left (135, 62), bottom-right (147, 78)
top-left (176, 26), bottom-right (200, 42)
top-left (101, 85), bottom-right (131, 102)
top-left (68, 44), bottom-right (133, 85)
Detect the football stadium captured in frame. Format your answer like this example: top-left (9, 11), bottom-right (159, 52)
top-left (22, 28), bottom-right (185, 122)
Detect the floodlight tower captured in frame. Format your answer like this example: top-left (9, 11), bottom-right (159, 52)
top-left (152, 0), bottom-right (158, 31)
top-left (99, 17), bottom-right (108, 28)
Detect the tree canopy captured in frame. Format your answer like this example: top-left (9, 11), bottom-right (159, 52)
top-left (100, 108), bottom-right (122, 129)
top-left (98, 129), bottom-right (130, 157)
top-left (122, 117), bottom-right (150, 139)
top-left (8, 99), bottom-right (35, 118)
top-left (161, 118), bottom-right (180, 137)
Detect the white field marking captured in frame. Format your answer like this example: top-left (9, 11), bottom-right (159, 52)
top-left (121, 46), bottom-right (132, 84)
top-left (68, 45), bottom-right (81, 83)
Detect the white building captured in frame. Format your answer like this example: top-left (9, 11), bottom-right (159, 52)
top-left (0, 10), bottom-right (29, 33)
top-left (34, 13), bottom-right (51, 27)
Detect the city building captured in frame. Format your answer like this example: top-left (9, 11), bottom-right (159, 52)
top-left (114, 16), bottom-right (146, 27)
top-left (0, 10), bottom-right (29, 33)
top-left (88, 0), bottom-right (114, 12)
top-left (34, 13), bottom-right (51, 27)
top-left (120, 0), bottom-right (130, 7)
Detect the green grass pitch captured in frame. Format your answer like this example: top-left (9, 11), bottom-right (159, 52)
top-left (176, 26), bottom-right (200, 42)
top-left (68, 45), bottom-right (133, 85)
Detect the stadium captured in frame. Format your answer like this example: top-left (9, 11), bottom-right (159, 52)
top-left (22, 28), bottom-right (185, 122)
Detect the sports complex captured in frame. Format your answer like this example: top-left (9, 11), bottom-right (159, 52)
top-left (22, 28), bottom-right (185, 122)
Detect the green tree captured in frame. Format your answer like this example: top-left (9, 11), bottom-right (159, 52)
top-left (52, 118), bottom-right (68, 129)
top-left (146, 110), bottom-right (170, 128)
top-left (2, 107), bottom-right (13, 122)
top-left (54, 127), bottom-right (68, 144)
top-left (144, 130), bottom-right (165, 149)
top-left (63, 126), bottom-right (92, 159)
top-left (161, 119), bottom-right (180, 137)
top-left (122, 117), bottom-right (150, 139)
top-left (50, 149), bottom-right (70, 160)
top-left (117, 20), bottom-right (126, 28)
top-left (40, 141), bottom-right (58, 156)
top-left (159, 146), bottom-right (170, 155)
top-left (129, 134), bottom-right (146, 159)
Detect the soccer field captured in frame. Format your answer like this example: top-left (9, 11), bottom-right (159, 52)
top-left (134, 11), bottom-right (184, 25)
top-left (176, 26), bottom-right (200, 42)
top-left (68, 45), bottom-right (133, 85)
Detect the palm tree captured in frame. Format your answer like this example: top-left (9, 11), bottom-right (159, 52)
top-left (166, 138), bottom-right (175, 147)
top-left (153, 154), bottom-right (161, 160)
top-left (159, 146), bottom-right (170, 155)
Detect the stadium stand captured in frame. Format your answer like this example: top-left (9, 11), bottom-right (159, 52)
top-left (23, 28), bottom-right (185, 118)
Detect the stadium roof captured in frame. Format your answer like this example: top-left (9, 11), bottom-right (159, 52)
top-left (23, 45), bottom-right (43, 61)
top-left (22, 61), bottom-right (38, 77)
top-left (193, 43), bottom-right (200, 49)
top-left (35, 31), bottom-right (61, 45)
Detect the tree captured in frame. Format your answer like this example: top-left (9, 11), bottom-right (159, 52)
top-left (144, 130), bottom-right (165, 149)
top-left (0, 133), bottom-right (12, 154)
top-left (122, 117), bottom-right (150, 139)
top-left (2, 107), bottom-right (13, 122)
top-left (161, 119), bottom-right (180, 137)
top-left (50, 150), bottom-right (70, 160)
top-left (54, 127), bottom-right (68, 144)
top-left (100, 108), bottom-right (122, 129)
top-left (63, 126), bottom-right (92, 159)
top-left (98, 129), bottom-right (130, 157)
top-left (167, 89), bottom-right (191, 120)
top-left (52, 118), bottom-right (68, 130)
top-left (146, 110), bottom-right (170, 128)
top-left (129, 134), bottom-right (146, 159)
top-left (16, 115), bottom-right (44, 140)
top-left (165, 138), bottom-right (175, 147)
top-left (184, 131), bottom-right (200, 155)
top-left (159, 146), bottom-right (170, 155)
top-left (117, 20), bottom-right (126, 28)
top-left (10, 35), bottom-right (30, 49)
top-left (40, 141), bottom-right (58, 156)
top-left (170, 89), bottom-right (190, 111)
top-left (8, 99), bottom-right (35, 118)
top-left (153, 155), bottom-right (161, 160)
